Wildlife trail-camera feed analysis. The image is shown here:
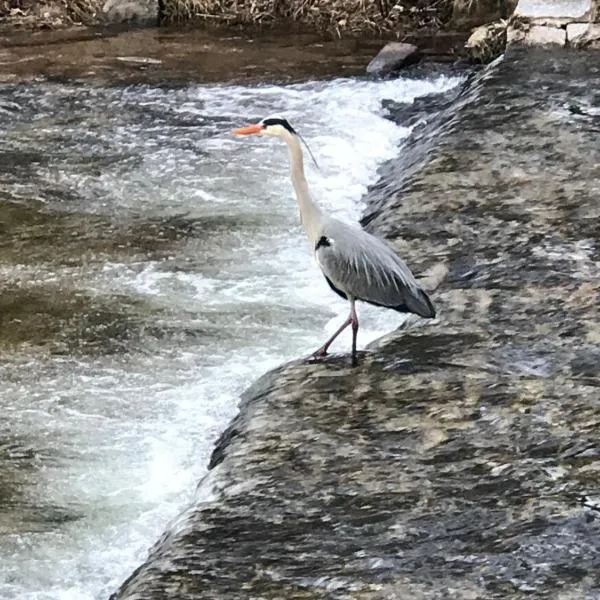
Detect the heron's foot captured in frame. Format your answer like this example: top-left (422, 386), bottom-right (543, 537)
top-left (351, 353), bottom-right (358, 367)
top-left (310, 346), bottom-right (328, 359)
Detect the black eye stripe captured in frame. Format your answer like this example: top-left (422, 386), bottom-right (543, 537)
top-left (261, 118), bottom-right (297, 134)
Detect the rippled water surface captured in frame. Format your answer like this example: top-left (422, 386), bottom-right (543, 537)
top-left (0, 58), bottom-right (460, 599)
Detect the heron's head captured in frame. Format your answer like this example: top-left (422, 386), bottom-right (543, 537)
top-left (232, 117), bottom-right (297, 139)
top-left (232, 117), bottom-right (319, 168)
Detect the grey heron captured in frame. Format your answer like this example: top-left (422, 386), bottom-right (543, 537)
top-left (232, 117), bottom-right (435, 364)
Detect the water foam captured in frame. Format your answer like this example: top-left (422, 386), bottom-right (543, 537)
top-left (0, 72), bottom-right (462, 600)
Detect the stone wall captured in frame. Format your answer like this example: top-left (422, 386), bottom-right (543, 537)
top-left (465, 0), bottom-right (600, 63)
top-left (508, 0), bottom-right (600, 46)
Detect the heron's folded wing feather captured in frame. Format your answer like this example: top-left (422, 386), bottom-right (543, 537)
top-left (315, 221), bottom-right (435, 318)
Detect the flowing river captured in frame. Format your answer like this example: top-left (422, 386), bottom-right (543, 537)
top-left (0, 34), bottom-right (462, 599)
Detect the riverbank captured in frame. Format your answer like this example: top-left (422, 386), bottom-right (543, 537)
top-left (0, 0), bottom-right (513, 34)
top-left (111, 45), bottom-right (600, 600)
top-left (158, 0), bottom-right (484, 33)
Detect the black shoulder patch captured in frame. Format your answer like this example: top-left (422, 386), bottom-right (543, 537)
top-left (261, 117), bottom-right (296, 135)
top-left (315, 235), bottom-right (331, 250)
top-left (325, 276), bottom-right (347, 300)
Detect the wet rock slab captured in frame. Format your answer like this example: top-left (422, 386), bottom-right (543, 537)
top-left (111, 47), bottom-right (600, 600)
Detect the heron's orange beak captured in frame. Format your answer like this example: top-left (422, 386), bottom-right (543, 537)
top-left (231, 123), bottom-right (264, 136)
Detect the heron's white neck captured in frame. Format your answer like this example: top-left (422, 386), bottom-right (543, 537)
top-left (285, 133), bottom-right (322, 245)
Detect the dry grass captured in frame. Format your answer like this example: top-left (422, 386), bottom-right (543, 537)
top-left (161, 0), bottom-right (455, 34)
top-left (0, 0), bottom-right (100, 25)
top-left (0, 0), bottom-right (512, 33)
top-left (62, 0), bottom-right (101, 22)
top-left (452, 0), bottom-right (516, 23)
top-left (465, 19), bottom-right (506, 62)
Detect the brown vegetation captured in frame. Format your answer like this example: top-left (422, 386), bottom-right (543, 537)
top-left (0, 0), bottom-right (514, 34)
top-left (465, 19), bottom-right (507, 62)
top-left (160, 0), bottom-right (517, 34)
top-left (452, 0), bottom-right (515, 25)
top-left (0, 0), bottom-right (101, 27)
top-left (160, 0), bottom-right (456, 34)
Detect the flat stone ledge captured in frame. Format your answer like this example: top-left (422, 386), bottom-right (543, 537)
top-left (508, 24), bottom-right (568, 45)
top-left (567, 21), bottom-right (592, 40)
top-left (567, 21), bottom-right (600, 44)
top-left (514, 0), bottom-right (593, 20)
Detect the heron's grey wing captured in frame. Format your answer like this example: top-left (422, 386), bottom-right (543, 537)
top-left (315, 220), bottom-right (435, 318)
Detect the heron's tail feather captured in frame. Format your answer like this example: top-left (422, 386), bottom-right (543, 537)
top-left (405, 287), bottom-right (436, 319)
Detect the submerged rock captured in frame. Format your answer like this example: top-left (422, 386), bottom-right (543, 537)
top-left (111, 47), bottom-right (600, 600)
top-left (366, 42), bottom-right (422, 76)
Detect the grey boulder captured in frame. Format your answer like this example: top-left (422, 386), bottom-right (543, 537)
top-left (366, 42), bottom-right (422, 75)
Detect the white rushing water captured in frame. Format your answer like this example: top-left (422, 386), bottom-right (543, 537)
top-left (0, 73), bottom-right (460, 599)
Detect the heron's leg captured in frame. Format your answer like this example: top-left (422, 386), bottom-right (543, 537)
top-left (350, 299), bottom-right (359, 365)
top-left (311, 313), bottom-right (352, 358)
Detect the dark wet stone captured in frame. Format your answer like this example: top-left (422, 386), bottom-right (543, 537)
top-left (381, 80), bottom-right (468, 128)
top-left (111, 48), bottom-right (600, 600)
top-left (570, 346), bottom-right (600, 379)
top-left (366, 42), bottom-right (422, 76)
